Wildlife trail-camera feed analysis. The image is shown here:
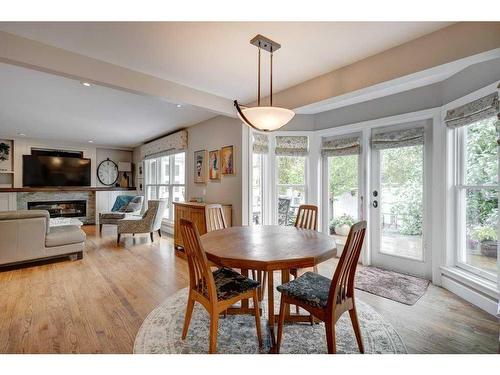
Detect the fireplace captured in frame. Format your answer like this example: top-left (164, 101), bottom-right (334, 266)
top-left (27, 200), bottom-right (87, 218)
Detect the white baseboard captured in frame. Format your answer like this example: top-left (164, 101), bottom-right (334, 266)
top-left (161, 220), bottom-right (174, 236)
top-left (441, 274), bottom-right (498, 316)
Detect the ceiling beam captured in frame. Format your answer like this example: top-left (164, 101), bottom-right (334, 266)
top-left (0, 31), bottom-right (235, 117)
top-left (265, 22), bottom-right (500, 111)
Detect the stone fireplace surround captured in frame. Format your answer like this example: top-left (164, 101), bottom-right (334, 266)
top-left (17, 191), bottom-right (96, 224)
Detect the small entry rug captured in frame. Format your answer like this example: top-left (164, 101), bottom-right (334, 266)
top-left (134, 288), bottom-right (407, 354)
top-left (355, 266), bottom-right (430, 305)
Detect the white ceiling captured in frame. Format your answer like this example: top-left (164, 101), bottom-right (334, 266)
top-left (0, 22), bottom-right (452, 103)
top-left (0, 63), bottom-right (214, 148)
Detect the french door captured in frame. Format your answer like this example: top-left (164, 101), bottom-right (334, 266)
top-left (370, 124), bottom-right (431, 279)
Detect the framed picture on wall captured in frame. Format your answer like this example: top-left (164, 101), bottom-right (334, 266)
top-left (194, 149), bottom-right (207, 183)
top-left (209, 149), bottom-right (220, 181)
top-left (0, 139), bottom-right (13, 172)
top-left (221, 145), bottom-right (234, 175)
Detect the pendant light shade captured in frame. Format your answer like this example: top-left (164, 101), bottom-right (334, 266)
top-left (234, 35), bottom-right (295, 132)
top-left (235, 103), bottom-right (295, 132)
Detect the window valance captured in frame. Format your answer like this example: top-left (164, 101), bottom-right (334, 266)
top-left (371, 127), bottom-right (424, 150)
top-left (445, 92), bottom-right (499, 129)
top-left (275, 136), bottom-right (309, 156)
top-left (252, 133), bottom-right (269, 154)
top-left (321, 135), bottom-right (361, 157)
top-left (141, 130), bottom-right (188, 160)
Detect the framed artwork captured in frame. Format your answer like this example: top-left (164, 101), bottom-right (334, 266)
top-left (209, 149), bottom-right (221, 180)
top-left (194, 149), bottom-right (207, 183)
top-left (221, 145), bottom-right (234, 175)
top-left (0, 139), bottom-right (13, 172)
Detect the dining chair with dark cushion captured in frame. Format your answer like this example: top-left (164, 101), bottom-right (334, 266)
top-left (290, 204), bottom-right (319, 315)
top-left (180, 218), bottom-right (263, 353)
top-left (276, 221), bottom-right (367, 354)
top-left (277, 198), bottom-right (291, 226)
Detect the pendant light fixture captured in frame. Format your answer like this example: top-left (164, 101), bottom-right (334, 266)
top-left (234, 34), bottom-right (295, 132)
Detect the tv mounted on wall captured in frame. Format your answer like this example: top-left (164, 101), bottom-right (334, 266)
top-left (23, 155), bottom-right (91, 187)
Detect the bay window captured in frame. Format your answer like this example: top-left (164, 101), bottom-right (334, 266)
top-left (248, 132), bottom-right (310, 226)
top-left (321, 134), bottom-right (361, 236)
top-left (447, 92), bottom-right (499, 281)
top-left (145, 152), bottom-right (186, 222)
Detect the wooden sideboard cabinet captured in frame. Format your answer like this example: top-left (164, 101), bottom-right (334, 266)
top-left (173, 202), bottom-right (232, 256)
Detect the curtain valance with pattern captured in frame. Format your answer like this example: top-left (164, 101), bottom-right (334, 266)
top-left (275, 136), bottom-right (309, 156)
top-left (141, 130), bottom-right (188, 160)
top-left (321, 135), bottom-right (361, 157)
top-left (371, 127), bottom-right (425, 150)
top-left (445, 92), bottom-right (499, 129)
top-left (252, 133), bottom-right (269, 154)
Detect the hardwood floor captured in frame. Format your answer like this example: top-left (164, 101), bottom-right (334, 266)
top-left (0, 225), bottom-right (497, 353)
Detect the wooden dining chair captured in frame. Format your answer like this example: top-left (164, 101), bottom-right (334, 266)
top-left (294, 204), bottom-right (318, 230)
top-left (276, 221), bottom-right (367, 354)
top-left (205, 204), bottom-right (227, 232)
top-left (180, 218), bottom-right (263, 353)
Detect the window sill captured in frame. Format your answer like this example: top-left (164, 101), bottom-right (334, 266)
top-left (440, 266), bottom-right (498, 300)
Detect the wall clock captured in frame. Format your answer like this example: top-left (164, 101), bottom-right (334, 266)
top-left (97, 158), bottom-right (119, 186)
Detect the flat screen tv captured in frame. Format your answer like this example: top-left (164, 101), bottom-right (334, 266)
top-left (23, 155), bottom-right (91, 187)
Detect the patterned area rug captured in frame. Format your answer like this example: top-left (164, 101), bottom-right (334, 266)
top-left (355, 266), bottom-right (430, 305)
top-left (134, 288), bottom-right (407, 354)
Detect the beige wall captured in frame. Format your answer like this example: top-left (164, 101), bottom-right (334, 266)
top-left (187, 115), bottom-right (243, 226)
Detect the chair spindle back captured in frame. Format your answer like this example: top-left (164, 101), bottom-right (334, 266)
top-left (294, 205), bottom-right (318, 231)
top-left (328, 221), bottom-right (367, 307)
top-left (205, 204), bottom-right (227, 232)
top-left (180, 219), bottom-right (217, 301)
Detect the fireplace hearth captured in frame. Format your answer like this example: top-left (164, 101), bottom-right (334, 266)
top-left (27, 200), bottom-right (87, 218)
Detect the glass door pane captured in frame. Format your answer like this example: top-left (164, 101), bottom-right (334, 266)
top-left (379, 144), bottom-right (424, 260)
top-left (327, 154), bottom-right (359, 236)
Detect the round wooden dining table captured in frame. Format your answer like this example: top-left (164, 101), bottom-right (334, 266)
top-left (201, 225), bottom-right (337, 343)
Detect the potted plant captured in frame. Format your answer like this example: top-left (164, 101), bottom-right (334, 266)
top-left (471, 226), bottom-right (497, 258)
top-left (329, 214), bottom-right (355, 236)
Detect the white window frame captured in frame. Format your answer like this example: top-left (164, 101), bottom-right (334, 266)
top-left (250, 152), bottom-right (267, 225)
top-left (144, 151), bottom-right (186, 223)
top-left (321, 133), bottom-right (363, 236)
top-left (246, 130), bottom-right (316, 226)
top-left (443, 81), bottom-right (500, 291)
top-left (451, 118), bottom-right (498, 282)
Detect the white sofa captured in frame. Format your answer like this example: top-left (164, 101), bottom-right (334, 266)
top-left (0, 210), bottom-right (86, 267)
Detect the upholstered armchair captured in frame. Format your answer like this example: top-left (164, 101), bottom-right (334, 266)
top-left (116, 200), bottom-right (166, 244)
top-left (99, 195), bottom-right (144, 233)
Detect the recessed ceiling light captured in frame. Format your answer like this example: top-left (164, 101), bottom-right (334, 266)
top-left (17, 133), bottom-right (26, 136)
top-left (88, 140), bottom-right (94, 143)
top-left (176, 104), bottom-right (182, 108)
top-left (81, 82), bottom-right (91, 87)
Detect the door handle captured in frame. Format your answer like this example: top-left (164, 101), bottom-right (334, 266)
top-left (372, 200), bottom-right (378, 208)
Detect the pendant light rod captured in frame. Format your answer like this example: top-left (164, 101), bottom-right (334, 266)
top-left (270, 48), bottom-right (273, 106)
top-left (258, 46), bottom-right (261, 106)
